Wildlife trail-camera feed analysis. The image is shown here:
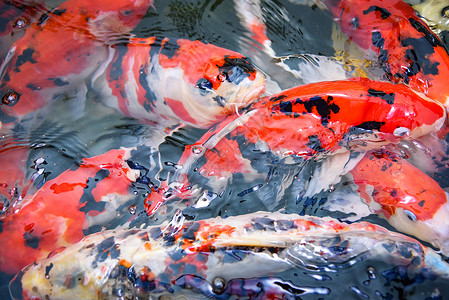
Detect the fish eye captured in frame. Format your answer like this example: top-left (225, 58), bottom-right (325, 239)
top-left (442, 6), bottom-right (449, 18)
top-left (2, 91), bottom-right (20, 106)
top-left (13, 17), bottom-right (29, 29)
top-left (196, 78), bottom-right (213, 91)
top-left (404, 210), bottom-right (417, 222)
top-left (212, 277), bottom-right (226, 294)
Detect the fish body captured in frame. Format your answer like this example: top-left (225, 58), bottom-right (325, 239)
top-left (0, 148), bottom-right (139, 275)
top-left (10, 212), bottom-right (449, 299)
top-left (323, 0), bottom-right (449, 106)
top-left (98, 36), bottom-right (266, 128)
top-left (145, 77), bottom-right (446, 213)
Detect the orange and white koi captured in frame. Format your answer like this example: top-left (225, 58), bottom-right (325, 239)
top-left (0, 148), bottom-right (140, 275)
top-left (0, 0), bottom-right (266, 130)
top-left (97, 36), bottom-right (266, 128)
top-left (10, 212), bottom-right (449, 299)
top-left (349, 149), bottom-right (449, 256)
top-left (145, 77), bottom-right (446, 214)
top-left (0, 0), bottom-right (153, 128)
top-left (323, 0), bottom-right (449, 106)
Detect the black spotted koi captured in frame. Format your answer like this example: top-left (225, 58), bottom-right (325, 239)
top-left (323, 0), bottom-right (449, 106)
top-left (0, 0), bottom-right (266, 276)
top-left (1, 0), bottom-right (449, 293)
top-left (98, 36), bottom-right (266, 128)
top-left (0, 0), bottom-right (154, 128)
top-left (145, 78), bottom-right (446, 213)
top-left (0, 148), bottom-right (139, 275)
top-left (10, 212), bottom-right (449, 299)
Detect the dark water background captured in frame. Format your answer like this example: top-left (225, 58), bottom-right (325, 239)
top-left (1, 0), bottom-right (449, 298)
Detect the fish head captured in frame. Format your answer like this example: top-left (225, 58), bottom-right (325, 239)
top-left (352, 149), bottom-right (449, 255)
top-left (156, 39), bottom-right (266, 127)
top-left (387, 201), bottom-right (449, 257)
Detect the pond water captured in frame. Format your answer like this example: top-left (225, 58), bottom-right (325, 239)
top-left (1, 0), bottom-right (449, 299)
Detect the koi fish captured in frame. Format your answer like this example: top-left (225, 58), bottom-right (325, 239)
top-left (145, 77), bottom-right (446, 214)
top-left (10, 212), bottom-right (449, 299)
top-left (0, 0), bottom-right (266, 131)
top-left (322, 0), bottom-right (449, 106)
top-left (0, 0), bottom-right (153, 128)
top-left (0, 148), bottom-right (140, 275)
top-left (97, 36), bottom-right (266, 128)
top-left (349, 149), bottom-right (449, 256)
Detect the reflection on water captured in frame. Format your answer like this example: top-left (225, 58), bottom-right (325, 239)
top-left (1, 0), bottom-right (449, 298)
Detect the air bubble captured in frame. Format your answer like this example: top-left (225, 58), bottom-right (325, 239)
top-left (367, 266), bottom-right (376, 279)
top-left (212, 277), bottom-right (226, 294)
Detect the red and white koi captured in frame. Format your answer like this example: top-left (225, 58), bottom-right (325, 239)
top-left (96, 36), bottom-right (266, 128)
top-left (145, 77), bottom-right (446, 214)
top-left (323, 0), bottom-right (449, 106)
top-left (0, 148), bottom-right (139, 275)
top-left (0, 0), bottom-right (154, 128)
top-left (0, 1), bottom-right (266, 131)
top-left (10, 212), bottom-right (449, 299)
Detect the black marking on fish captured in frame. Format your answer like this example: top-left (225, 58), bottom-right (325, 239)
top-left (45, 263), bottom-right (53, 278)
top-left (24, 231), bottom-right (39, 249)
top-left (26, 83), bottom-right (40, 91)
top-left (79, 169), bottom-right (109, 216)
top-left (355, 121), bottom-right (385, 131)
top-left (367, 88), bottom-right (395, 104)
top-left (149, 36), bottom-right (180, 60)
top-left (363, 6), bottom-right (391, 19)
top-left (0, 109), bottom-right (18, 124)
top-left (301, 96), bottom-right (340, 126)
top-left (37, 12), bottom-right (49, 26)
top-left (49, 77), bottom-right (70, 86)
top-left (277, 100), bottom-right (297, 117)
top-left (306, 135), bottom-right (324, 152)
top-left (93, 236), bottom-right (120, 267)
top-left (51, 9), bottom-right (67, 16)
top-left (401, 37), bottom-right (440, 77)
top-left (108, 45), bottom-right (128, 83)
top-left (14, 48), bottom-right (37, 72)
top-left (139, 64), bottom-right (158, 112)
top-left (251, 217), bottom-right (277, 231)
top-left (372, 31), bottom-right (385, 49)
top-left (409, 18), bottom-right (445, 49)
top-left (269, 94), bottom-right (288, 103)
top-left (0, 220), bottom-right (3, 234)
top-left (219, 56), bottom-right (255, 84)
